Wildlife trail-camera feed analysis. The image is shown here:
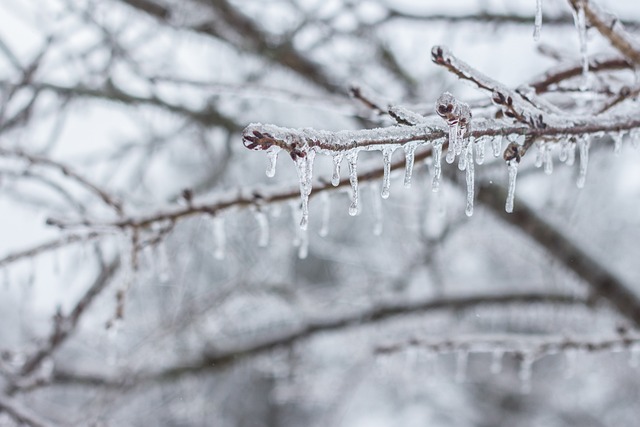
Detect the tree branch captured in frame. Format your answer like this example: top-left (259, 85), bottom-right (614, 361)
top-left (0, 393), bottom-right (60, 427)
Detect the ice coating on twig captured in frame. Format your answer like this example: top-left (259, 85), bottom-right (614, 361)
top-left (381, 148), bottom-right (393, 199)
top-left (577, 135), bottom-right (591, 188)
top-left (404, 143), bottom-right (416, 188)
top-left (432, 140), bottom-right (443, 192)
top-left (506, 160), bottom-right (519, 213)
top-left (436, 92), bottom-right (471, 165)
top-left (534, 0), bottom-right (543, 41)
top-left (347, 152), bottom-right (359, 216)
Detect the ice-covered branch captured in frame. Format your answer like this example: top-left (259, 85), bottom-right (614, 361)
top-left (375, 332), bottom-right (640, 357)
top-left (49, 293), bottom-right (586, 388)
top-left (567, 0), bottom-right (640, 66)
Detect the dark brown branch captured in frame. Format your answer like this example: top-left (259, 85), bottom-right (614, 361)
top-left (0, 232), bottom-right (102, 269)
top-left (474, 180), bottom-right (640, 327)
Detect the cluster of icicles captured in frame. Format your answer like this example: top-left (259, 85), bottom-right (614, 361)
top-left (253, 121), bottom-right (637, 252)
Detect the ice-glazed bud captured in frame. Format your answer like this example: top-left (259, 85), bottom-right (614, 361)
top-left (435, 92), bottom-right (458, 124)
top-left (242, 128), bottom-right (275, 151)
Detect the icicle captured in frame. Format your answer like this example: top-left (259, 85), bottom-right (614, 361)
top-left (566, 140), bottom-right (576, 166)
top-left (533, 0), bottom-right (543, 41)
top-left (518, 353), bottom-right (534, 394)
top-left (432, 141), bottom-right (443, 192)
top-left (213, 216), bottom-right (226, 260)
top-left (458, 143), bottom-right (467, 171)
top-left (381, 148), bottom-right (393, 199)
top-left (577, 135), bottom-right (590, 188)
top-left (255, 210), bottom-right (269, 247)
top-left (295, 150), bottom-right (316, 230)
top-left (492, 135), bottom-right (502, 158)
top-left (347, 152), bottom-right (359, 216)
top-left (490, 349), bottom-right (504, 374)
top-left (506, 160), bottom-right (519, 213)
top-left (465, 141), bottom-right (475, 217)
top-left (613, 131), bottom-right (624, 154)
top-left (371, 184), bottom-right (383, 236)
top-left (573, 2), bottom-right (589, 89)
top-left (446, 122), bottom-right (459, 164)
top-left (475, 136), bottom-right (485, 165)
top-left (455, 350), bottom-right (468, 383)
top-left (534, 141), bottom-right (544, 168)
top-left (404, 143), bottom-right (416, 188)
top-left (331, 153), bottom-right (343, 186)
top-left (559, 138), bottom-right (569, 162)
top-left (265, 147), bottom-right (280, 178)
top-left (543, 144), bottom-right (553, 175)
top-left (319, 191), bottom-right (330, 237)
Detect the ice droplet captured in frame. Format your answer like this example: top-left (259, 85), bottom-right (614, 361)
top-left (492, 135), bottom-right (502, 158)
top-left (265, 147), bottom-right (280, 178)
top-left (475, 136), bottom-right (485, 165)
top-left (331, 153), bottom-right (343, 186)
top-left (506, 160), bottom-right (519, 213)
top-left (490, 349), bottom-right (504, 374)
top-left (254, 210), bottom-right (269, 247)
top-left (455, 350), bottom-right (468, 383)
top-left (319, 191), bottom-right (330, 237)
top-left (347, 152), bottom-right (359, 216)
top-left (404, 143), bottom-right (416, 188)
top-left (213, 216), bottom-right (226, 260)
top-left (533, 0), bottom-right (543, 41)
top-left (572, 2), bottom-right (589, 89)
top-left (432, 140), bottom-right (443, 192)
top-left (381, 148), bottom-right (393, 199)
top-left (577, 135), bottom-right (590, 188)
top-left (465, 141), bottom-right (475, 217)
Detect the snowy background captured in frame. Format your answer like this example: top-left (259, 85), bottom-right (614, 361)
top-left (1, 0), bottom-right (640, 426)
